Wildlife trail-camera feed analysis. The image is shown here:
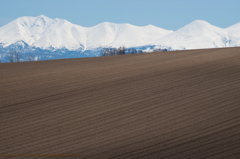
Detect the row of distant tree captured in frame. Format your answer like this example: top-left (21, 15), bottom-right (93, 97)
top-left (7, 50), bottom-right (35, 62)
top-left (3, 47), bottom-right (168, 62)
top-left (100, 46), bottom-right (167, 56)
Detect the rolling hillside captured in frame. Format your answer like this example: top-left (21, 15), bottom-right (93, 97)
top-left (1, 47), bottom-right (240, 158)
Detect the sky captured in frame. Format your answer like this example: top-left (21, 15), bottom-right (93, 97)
top-left (0, 0), bottom-right (239, 31)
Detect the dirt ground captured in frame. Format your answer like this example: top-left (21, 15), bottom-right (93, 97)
top-left (1, 47), bottom-right (240, 159)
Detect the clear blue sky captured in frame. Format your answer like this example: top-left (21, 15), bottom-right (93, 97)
top-left (0, 0), bottom-right (239, 30)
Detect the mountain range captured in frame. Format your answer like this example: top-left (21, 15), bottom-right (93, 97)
top-left (0, 15), bottom-right (239, 62)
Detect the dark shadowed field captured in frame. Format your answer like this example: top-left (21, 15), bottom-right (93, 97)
top-left (1, 47), bottom-right (240, 159)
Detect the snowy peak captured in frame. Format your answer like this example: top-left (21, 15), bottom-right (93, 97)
top-left (156, 20), bottom-right (233, 50)
top-left (14, 15), bottom-right (72, 31)
top-left (38, 14), bottom-right (50, 19)
top-left (186, 20), bottom-right (212, 27)
top-left (94, 21), bottom-right (121, 28)
top-left (0, 15), bottom-right (80, 49)
top-left (175, 20), bottom-right (223, 35)
top-left (14, 15), bottom-right (57, 31)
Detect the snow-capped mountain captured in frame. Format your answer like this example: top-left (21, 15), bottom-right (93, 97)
top-left (0, 15), bottom-right (173, 50)
top-left (0, 15), bottom-right (239, 62)
top-left (157, 20), bottom-right (230, 50)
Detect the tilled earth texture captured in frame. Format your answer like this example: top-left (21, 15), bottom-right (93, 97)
top-left (1, 47), bottom-right (240, 159)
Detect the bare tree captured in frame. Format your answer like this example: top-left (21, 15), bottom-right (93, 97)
top-left (8, 50), bottom-right (14, 62)
top-left (101, 46), bottom-right (147, 57)
top-left (14, 51), bottom-right (21, 62)
top-left (134, 49), bottom-right (138, 54)
top-left (113, 48), bottom-right (118, 55)
top-left (122, 46), bottom-right (126, 55)
top-left (110, 48), bottom-right (115, 56)
top-left (131, 48), bottom-right (135, 54)
top-left (101, 48), bottom-right (109, 56)
top-left (118, 46), bottom-right (122, 55)
top-left (116, 46), bottom-right (126, 55)
top-left (101, 48), bottom-right (106, 56)
top-left (128, 48), bottom-right (131, 54)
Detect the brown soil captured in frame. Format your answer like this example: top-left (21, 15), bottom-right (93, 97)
top-left (1, 47), bottom-right (240, 159)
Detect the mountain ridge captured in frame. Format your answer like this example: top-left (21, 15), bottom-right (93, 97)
top-left (0, 15), bottom-right (239, 62)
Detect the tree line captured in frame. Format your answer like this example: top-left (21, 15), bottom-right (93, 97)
top-left (101, 46), bottom-right (167, 56)
top-left (7, 50), bottom-right (35, 62)
top-left (5, 47), bottom-right (168, 62)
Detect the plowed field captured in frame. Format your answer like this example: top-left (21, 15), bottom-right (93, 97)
top-left (1, 47), bottom-right (240, 159)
